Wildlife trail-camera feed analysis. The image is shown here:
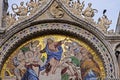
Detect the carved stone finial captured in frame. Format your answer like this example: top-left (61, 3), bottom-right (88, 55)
top-left (108, 29), bottom-right (114, 34)
top-left (97, 10), bottom-right (112, 33)
top-left (26, 0), bottom-right (39, 15)
top-left (3, 12), bottom-right (16, 27)
top-left (82, 3), bottom-right (97, 18)
top-left (82, 3), bottom-right (98, 23)
top-left (73, 0), bottom-right (85, 16)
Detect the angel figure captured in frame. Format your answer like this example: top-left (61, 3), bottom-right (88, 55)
top-left (73, 0), bottom-right (85, 15)
top-left (26, 0), bottom-right (39, 15)
top-left (82, 3), bottom-right (98, 23)
top-left (12, 1), bottom-right (29, 20)
top-left (13, 50), bottom-right (26, 80)
top-left (22, 51), bottom-right (39, 80)
top-left (4, 12), bottom-right (16, 27)
top-left (61, 57), bottom-right (82, 80)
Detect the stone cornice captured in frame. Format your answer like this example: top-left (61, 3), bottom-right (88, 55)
top-left (105, 35), bottom-right (120, 40)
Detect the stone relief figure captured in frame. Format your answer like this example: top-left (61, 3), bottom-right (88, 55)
top-left (26, 0), bottom-right (39, 15)
top-left (108, 29), bottom-right (114, 34)
top-left (65, 0), bottom-right (73, 7)
top-left (73, 0), bottom-right (85, 15)
top-left (97, 10), bottom-right (112, 33)
top-left (82, 3), bottom-right (98, 22)
top-left (50, 3), bottom-right (64, 18)
top-left (12, 2), bottom-right (29, 20)
top-left (4, 12), bottom-right (16, 27)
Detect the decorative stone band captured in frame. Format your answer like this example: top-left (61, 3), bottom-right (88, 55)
top-left (0, 23), bottom-right (118, 78)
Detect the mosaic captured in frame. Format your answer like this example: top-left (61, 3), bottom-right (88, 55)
top-left (1, 35), bottom-right (105, 80)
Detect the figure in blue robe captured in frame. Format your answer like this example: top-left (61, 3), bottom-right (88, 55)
top-left (21, 66), bottom-right (39, 80)
top-left (40, 38), bottom-right (64, 72)
top-left (40, 44), bottom-right (63, 71)
top-left (84, 70), bottom-right (98, 80)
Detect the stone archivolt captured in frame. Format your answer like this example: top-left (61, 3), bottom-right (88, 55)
top-left (0, 0), bottom-right (119, 79)
top-left (0, 23), bottom-right (117, 79)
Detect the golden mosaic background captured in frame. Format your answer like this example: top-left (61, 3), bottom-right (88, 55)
top-left (1, 35), bottom-right (106, 79)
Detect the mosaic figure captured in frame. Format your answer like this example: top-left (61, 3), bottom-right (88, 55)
top-left (22, 51), bottom-right (39, 80)
top-left (2, 36), bottom-right (102, 80)
top-left (40, 38), bottom-right (67, 75)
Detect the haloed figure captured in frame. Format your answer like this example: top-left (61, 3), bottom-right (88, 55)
top-left (40, 38), bottom-right (67, 75)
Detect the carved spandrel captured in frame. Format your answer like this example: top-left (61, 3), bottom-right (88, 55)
top-left (50, 2), bottom-right (64, 18)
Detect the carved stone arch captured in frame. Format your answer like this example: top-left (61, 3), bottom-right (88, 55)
top-left (0, 19), bottom-right (119, 79)
top-left (0, 0), bottom-right (119, 79)
top-left (115, 43), bottom-right (120, 51)
top-left (115, 43), bottom-right (120, 59)
top-left (115, 43), bottom-right (120, 78)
